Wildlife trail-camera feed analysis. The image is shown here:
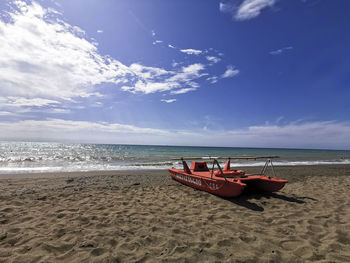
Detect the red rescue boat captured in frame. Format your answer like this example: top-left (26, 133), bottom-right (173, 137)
top-left (168, 156), bottom-right (287, 198)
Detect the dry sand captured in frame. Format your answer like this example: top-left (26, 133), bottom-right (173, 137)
top-left (0, 165), bottom-right (350, 262)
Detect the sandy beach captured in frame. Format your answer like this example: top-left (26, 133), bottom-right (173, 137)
top-left (0, 165), bottom-right (349, 262)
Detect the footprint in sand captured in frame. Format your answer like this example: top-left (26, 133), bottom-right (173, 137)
top-left (90, 247), bottom-right (106, 256)
top-left (1, 207), bottom-right (14, 213)
top-left (217, 239), bottom-right (233, 247)
top-left (280, 240), bottom-right (302, 251)
top-left (8, 228), bottom-right (21, 234)
top-left (336, 230), bottom-right (350, 245)
top-left (294, 245), bottom-right (313, 259)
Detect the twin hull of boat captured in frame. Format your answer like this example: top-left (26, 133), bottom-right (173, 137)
top-left (168, 168), bottom-right (287, 198)
top-left (169, 169), bottom-right (244, 197)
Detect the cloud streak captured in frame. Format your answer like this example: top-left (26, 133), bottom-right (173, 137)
top-left (180, 48), bottom-right (203, 55)
top-left (3, 97), bottom-right (60, 107)
top-left (220, 0), bottom-right (277, 21)
top-left (228, 121), bottom-right (350, 149)
top-left (0, 119), bottom-right (349, 149)
top-left (221, 65), bottom-right (239, 78)
top-left (121, 63), bottom-right (206, 94)
top-left (269, 46), bottom-right (293, 55)
top-left (206, 56), bottom-right (221, 64)
top-left (161, 99), bottom-right (176, 103)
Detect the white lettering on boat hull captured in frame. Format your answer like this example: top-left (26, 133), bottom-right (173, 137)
top-left (174, 173), bottom-right (202, 186)
top-left (208, 182), bottom-right (219, 190)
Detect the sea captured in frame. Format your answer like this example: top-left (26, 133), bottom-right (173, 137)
top-left (0, 141), bottom-right (350, 174)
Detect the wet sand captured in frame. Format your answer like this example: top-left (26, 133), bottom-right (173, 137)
top-left (0, 165), bottom-right (350, 262)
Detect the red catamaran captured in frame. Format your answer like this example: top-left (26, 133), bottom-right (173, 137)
top-left (168, 156), bottom-right (287, 197)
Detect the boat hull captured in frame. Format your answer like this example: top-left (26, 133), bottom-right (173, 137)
top-left (168, 169), bottom-right (245, 197)
top-left (169, 169), bottom-right (287, 197)
top-left (241, 177), bottom-right (287, 192)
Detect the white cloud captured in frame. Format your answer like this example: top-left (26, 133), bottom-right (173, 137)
top-left (207, 76), bottom-right (218, 84)
top-left (152, 40), bottom-right (163, 45)
top-left (221, 65), bottom-right (239, 78)
top-left (0, 0), bottom-right (234, 126)
top-left (0, 0), bottom-right (216, 117)
top-left (206, 56), bottom-right (221, 63)
top-left (219, 2), bottom-right (235, 13)
top-left (170, 88), bottom-right (197, 95)
top-left (121, 63), bottom-right (207, 94)
top-left (180, 48), bottom-right (203, 55)
top-left (122, 63), bottom-right (205, 94)
top-left (0, 96), bottom-right (72, 115)
top-left (4, 97), bottom-right (60, 107)
top-left (167, 63), bottom-right (205, 88)
top-left (0, 118), bottom-right (193, 145)
top-left (129, 63), bottom-right (170, 80)
top-left (220, 0), bottom-right (277, 21)
top-left (0, 118), bottom-right (170, 138)
top-left (46, 108), bottom-right (71, 114)
top-left (161, 99), bottom-right (176, 103)
top-left (236, 0), bottom-right (276, 20)
top-left (0, 119), bottom-right (349, 149)
top-left (121, 80), bottom-right (179, 94)
top-left (269, 46), bottom-right (293, 55)
top-left (0, 111), bottom-right (14, 116)
top-left (171, 63), bottom-right (205, 80)
top-left (0, 1), bottom-right (131, 102)
top-left (226, 121), bottom-right (350, 149)
top-left (151, 30), bottom-right (156, 36)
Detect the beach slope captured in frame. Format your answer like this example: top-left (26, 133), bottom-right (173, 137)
top-left (0, 165), bottom-right (349, 262)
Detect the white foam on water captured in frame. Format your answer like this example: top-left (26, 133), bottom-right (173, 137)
top-left (0, 166), bottom-right (63, 173)
top-left (0, 164), bottom-right (167, 174)
top-left (1, 159), bottom-right (350, 174)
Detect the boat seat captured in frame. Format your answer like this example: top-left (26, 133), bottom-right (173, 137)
top-left (190, 161), bottom-right (209, 171)
top-left (214, 170), bottom-right (246, 177)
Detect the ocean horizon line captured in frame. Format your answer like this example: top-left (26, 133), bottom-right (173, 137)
top-left (1, 140), bottom-right (350, 152)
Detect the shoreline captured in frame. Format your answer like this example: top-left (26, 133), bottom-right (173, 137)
top-left (1, 164), bottom-right (350, 180)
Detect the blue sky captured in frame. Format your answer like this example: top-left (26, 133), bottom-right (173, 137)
top-left (0, 0), bottom-right (349, 149)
